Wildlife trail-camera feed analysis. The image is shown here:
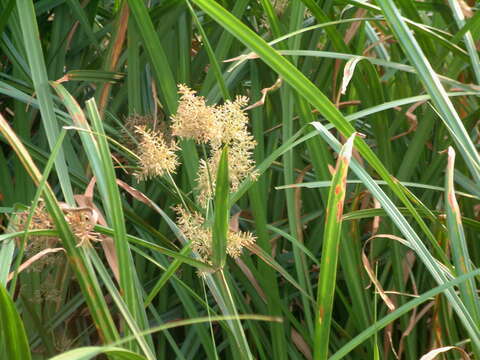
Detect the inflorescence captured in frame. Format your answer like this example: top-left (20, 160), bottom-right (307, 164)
top-left (133, 84), bottom-right (257, 262)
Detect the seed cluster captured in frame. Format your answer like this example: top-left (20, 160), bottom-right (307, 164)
top-left (16, 202), bottom-right (60, 271)
top-left (171, 85), bottom-right (221, 144)
top-left (16, 201), bottom-right (102, 265)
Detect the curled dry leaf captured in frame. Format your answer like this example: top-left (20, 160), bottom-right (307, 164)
top-left (390, 100), bottom-right (424, 141)
top-left (458, 0), bottom-right (473, 18)
top-left (371, 198), bottom-right (381, 235)
top-left (361, 250), bottom-right (396, 311)
top-left (223, 52), bottom-right (260, 64)
top-left (340, 57), bottom-right (363, 95)
top-left (229, 211), bottom-right (241, 233)
top-left (7, 247), bottom-right (65, 282)
top-left (419, 346), bottom-right (470, 360)
top-left (244, 78), bottom-right (283, 111)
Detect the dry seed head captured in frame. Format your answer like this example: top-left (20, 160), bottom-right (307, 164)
top-left (64, 209), bottom-right (100, 248)
top-left (170, 84), bottom-right (222, 143)
top-left (55, 332), bottom-right (74, 352)
top-left (16, 201), bottom-right (102, 255)
top-left (134, 125), bottom-right (179, 181)
top-left (37, 275), bottom-right (62, 303)
top-left (17, 201), bottom-right (54, 232)
top-left (16, 201), bottom-right (61, 272)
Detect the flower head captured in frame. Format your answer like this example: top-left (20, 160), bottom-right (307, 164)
top-left (196, 96), bottom-right (257, 206)
top-left (134, 125), bottom-right (179, 181)
top-left (226, 230), bottom-right (256, 258)
top-left (174, 206), bottom-right (212, 261)
top-left (211, 96), bottom-right (250, 148)
top-left (170, 84), bottom-right (221, 144)
top-left (174, 205), bottom-right (256, 263)
top-left (196, 145), bottom-right (257, 207)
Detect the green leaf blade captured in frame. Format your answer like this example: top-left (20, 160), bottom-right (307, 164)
top-left (212, 146), bottom-right (230, 269)
top-left (314, 134), bottom-right (355, 360)
top-left (0, 284), bottom-right (31, 360)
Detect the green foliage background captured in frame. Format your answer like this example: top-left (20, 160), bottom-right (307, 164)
top-left (1, 0), bottom-right (480, 359)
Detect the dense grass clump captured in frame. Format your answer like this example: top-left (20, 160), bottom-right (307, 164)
top-left (1, 1), bottom-right (480, 359)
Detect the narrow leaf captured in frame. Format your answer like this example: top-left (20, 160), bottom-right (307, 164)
top-left (445, 147), bottom-right (480, 324)
top-left (314, 134), bottom-right (355, 360)
top-left (212, 146), bottom-right (230, 268)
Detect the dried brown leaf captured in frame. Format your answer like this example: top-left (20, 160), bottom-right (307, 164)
top-left (420, 346), bottom-right (470, 360)
top-left (7, 248), bottom-right (65, 282)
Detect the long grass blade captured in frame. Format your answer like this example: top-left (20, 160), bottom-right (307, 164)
top-left (445, 147), bottom-right (480, 327)
top-left (376, 0), bottom-right (480, 184)
top-left (314, 134), bottom-right (355, 360)
top-left (212, 146), bottom-right (229, 269)
top-left (15, 0), bottom-right (74, 204)
top-left (330, 269), bottom-right (480, 360)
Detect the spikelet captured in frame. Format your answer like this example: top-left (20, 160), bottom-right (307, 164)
top-left (209, 96), bottom-right (250, 149)
top-left (170, 84), bottom-right (221, 144)
top-left (226, 230), bottom-right (256, 258)
top-left (174, 206), bottom-right (212, 262)
top-left (174, 205), bottom-right (256, 263)
top-left (16, 200), bottom-right (105, 255)
top-left (196, 146), bottom-right (257, 207)
top-left (28, 275), bottom-right (62, 304)
top-left (196, 96), bottom-right (257, 206)
top-left (196, 157), bottom-right (216, 208)
top-left (54, 332), bottom-right (74, 352)
top-left (274, 0), bottom-right (289, 16)
top-left (134, 125), bottom-right (179, 181)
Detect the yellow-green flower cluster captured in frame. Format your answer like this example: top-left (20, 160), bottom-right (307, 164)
top-left (171, 85), bottom-right (221, 144)
top-left (174, 206), bottom-right (256, 263)
top-left (134, 125), bottom-right (179, 181)
top-left (131, 84), bottom-right (257, 262)
top-left (171, 87), bottom-right (257, 206)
